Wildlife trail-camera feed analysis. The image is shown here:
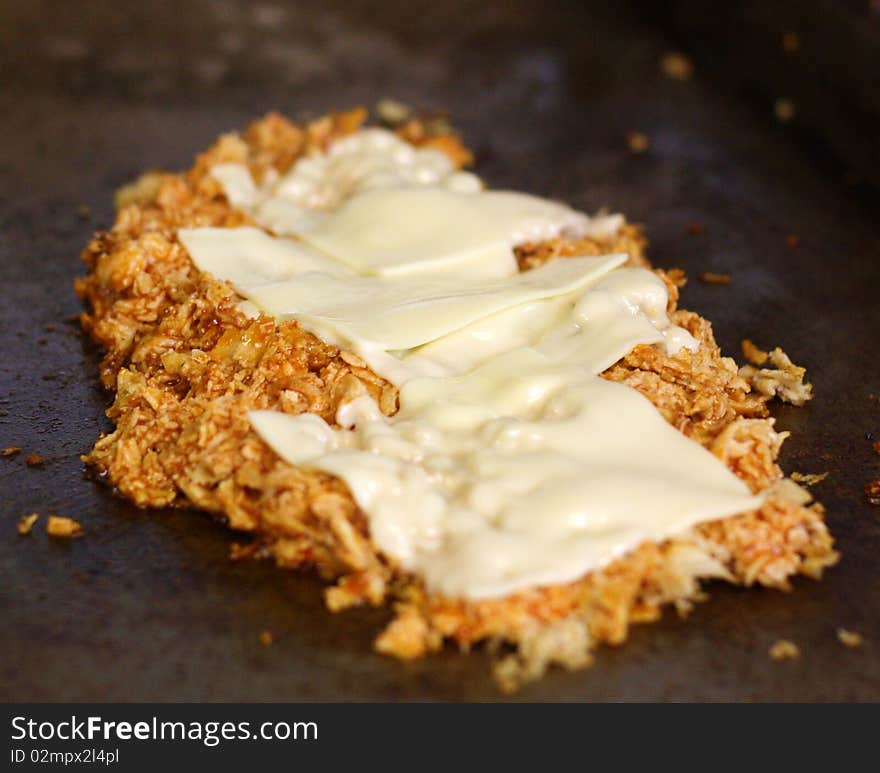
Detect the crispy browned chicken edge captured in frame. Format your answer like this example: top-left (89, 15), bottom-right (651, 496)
top-left (74, 107), bottom-right (837, 691)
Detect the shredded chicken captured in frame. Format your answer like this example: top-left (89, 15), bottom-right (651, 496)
top-left (45, 516), bottom-right (83, 538)
top-left (739, 343), bottom-right (813, 406)
top-left (769, 639), bottom-right (800, 661)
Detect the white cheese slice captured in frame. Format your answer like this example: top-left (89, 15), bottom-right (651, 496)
top-left (250, 350), bottom-right (761, 599)
top-left (240, 253), bottom-right (625, 351)
top-left (180, 225), bottom-right (624, 353)
top-left (207, 127), bottom-right (627, 281)
top-left (209, 163), bottom-right (260, 208)
top-left (298, 187), bottom-right (592, 278)
top-left (179, 226), bottom-right (352, 286)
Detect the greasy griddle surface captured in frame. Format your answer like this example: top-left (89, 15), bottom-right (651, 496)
top-left (1, 1), bottom-right (878, 701)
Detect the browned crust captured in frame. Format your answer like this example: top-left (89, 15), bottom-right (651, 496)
top-left (75, 109), bottom-right (837, 689)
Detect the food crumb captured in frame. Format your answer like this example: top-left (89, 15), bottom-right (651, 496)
top-left (258, 630), bottom-right (275, 647)
top-left (685, 223), bottom-right (705, 235)
top-left (46, 515), bottom-right (83, 538)
top-left (769, 639), bottom-right (800, 661)
top-left (626, 131), bottom-right (649, 153)
top-left (2, 447), bottom-right (21, 457)
top-left (781, 31), bottom-right (801, 54)
top-left (738, 346), bottom-right (813, 405)
top-left (660, 51), bottom-right (694, 80)
top-left (786, 233), bottom-right (800, 248)
top-left (376, 98), bottom-right (412, 127)
top-left (836, 629), bottom-right (863, 648)
top-left (790, 471), bottom-right (829, 487)
top-left (229, 541), bottom-right (262, 561)
top-left (774, 98), bottom-right (796, 123)
top-left (77, 204), bottom-right (91, 220)
top-left (26, 454), bottom-right (44, 466)
top-left (741, 339), bottom-right (769, 366)
top-left (872, 440), bottom-right (880, 455)
top-left (865, 479), bottom-right (880, 505)
top-left (17, 513), bottom-right (39, 536)
top-left (665, 268), bottom-right (687, 288)
top-left (699, 272), bottom-right (731, 285)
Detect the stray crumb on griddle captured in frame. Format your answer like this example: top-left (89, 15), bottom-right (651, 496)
top-left (77, 204), bottom-right (91, 220)
top-left (686, 223), bottom-right (705, 235)
top-left (873, 440), bottom-right (880, 456)
top-left (17, 513), bottom-right (39, 536)
top-left (865, 480), bottom-right (880, 505)
top-left (376, 98), bottom-right (412, 127)
top-left (781, 31), bottom-right (801, 54)
top-left (660, 51), bottom-right (693, 80)
top-left (26, 454), bottom-right (44, 467)
top-left (699, 272), bottom-right (731, 285)
top-left (423, 112), bottom-right (454, 135)
top-left (774, 99), bottom-right (796, 123)
top-left (738, 346), bottom-right (813, 406)
top-left (2, 447), bottom-right (21, 457)
top-left (786, 233), bottom-right (800, 248)
top-left (46, 515), bottom-right (83, 538)
top-left (791, 471), bottom-right (829, 487)
top-left (836, 629), bottom-right (863, 648)
top-left (229, 541), bottom-right (262, 561)
top-left (626, 131), bottom-right (649, 153)
top-left (769, 639), bottom-right (800, 661)
top-left (742, 339), bottom-right (769, 366)
top-left (258, 629), bottom-right (275, 647)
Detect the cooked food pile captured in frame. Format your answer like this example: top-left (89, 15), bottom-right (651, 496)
top-left (76, 109), bottom-right (836, 689)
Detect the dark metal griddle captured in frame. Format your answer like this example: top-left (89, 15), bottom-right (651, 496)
top-left (1, 0), bottom-right (878, 701)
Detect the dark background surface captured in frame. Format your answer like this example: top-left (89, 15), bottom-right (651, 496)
top-left (1, 0), bottom-right (878, 701)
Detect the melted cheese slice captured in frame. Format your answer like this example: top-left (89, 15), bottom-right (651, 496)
top-left (178, 226), bottom-right (352, 284)
top-left (405, 267), bottom-right (691, 379)
top-left (233, 254), bottom-right (625, 351)
top-left (206, 127), bottom-right (625, 279)
top-left (180, 224), bottom-right (625, 364)
top-left (251, 353), bottom-right (761, 598)
top-left (297, 187), bottom-right (592, 278)
top-left (209, 164), bottom-right (261, 208)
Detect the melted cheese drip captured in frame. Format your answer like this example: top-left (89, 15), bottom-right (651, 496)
top-left (186, 129), bottom-right (760, 600)
top-left (276, 127), bottom-right (475, 209)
